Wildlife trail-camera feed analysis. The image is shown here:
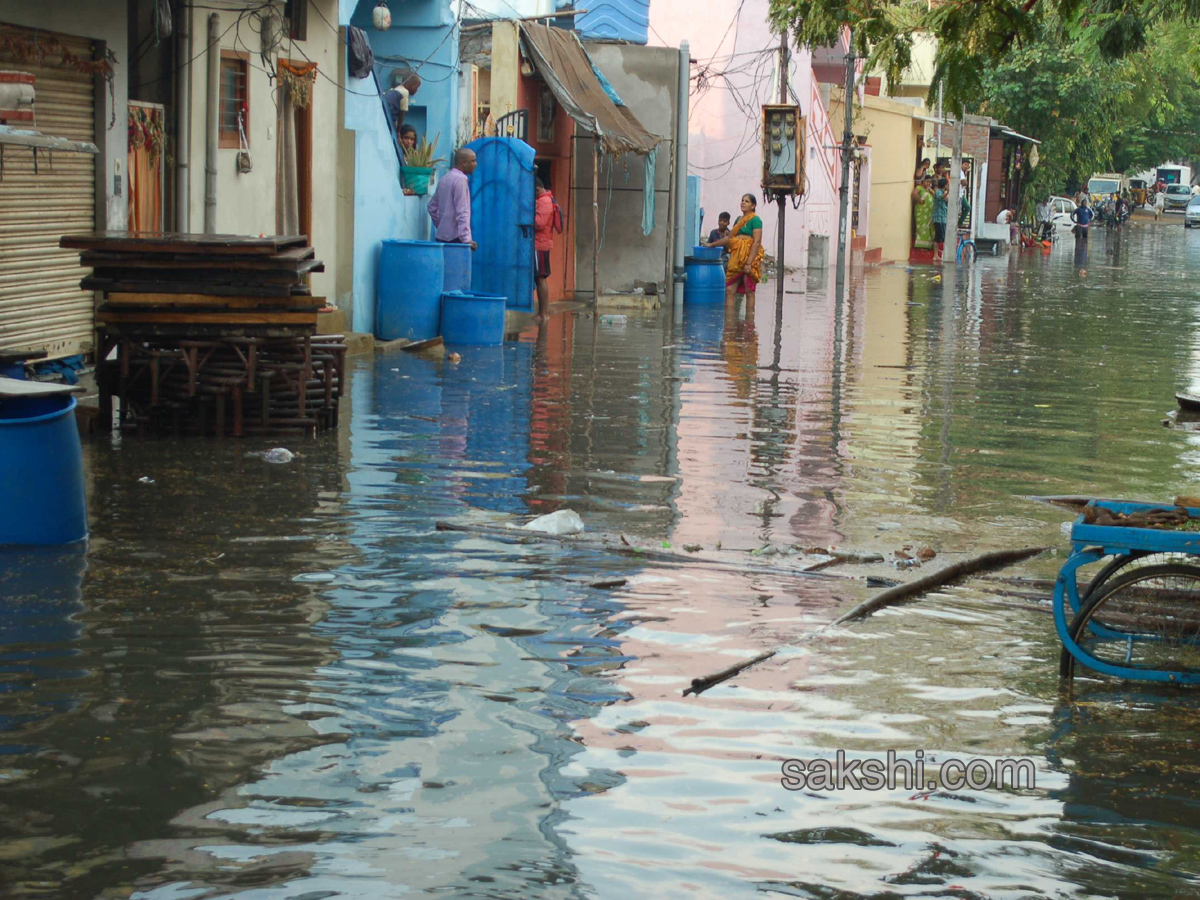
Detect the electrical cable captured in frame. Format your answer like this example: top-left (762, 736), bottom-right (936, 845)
top-left (128, 10), bottom-right (242, 90)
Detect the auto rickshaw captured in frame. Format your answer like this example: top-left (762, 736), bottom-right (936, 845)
top-left (1129, 178), bottom-right (1148, 208)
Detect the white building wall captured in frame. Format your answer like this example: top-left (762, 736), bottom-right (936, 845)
top-left (184, 0), bottom-right (342, 302)
top-left (648, 0), bottom-right (842, 267)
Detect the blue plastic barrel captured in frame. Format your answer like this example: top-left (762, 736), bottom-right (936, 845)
top-left (684, 304), bottom-right (727, 346)
top-left (692, 245), bottom-right (723, 261)
top-left (442, 242), bottom-right (472, 293)
top-left (377, 240), bottom-right (445, 341)
top-left (683, 256), bottom-right (726, 304)
top-left (0, 395), bottom-right (87, 545)
top-left (440, 291), bottom-right (507, 346)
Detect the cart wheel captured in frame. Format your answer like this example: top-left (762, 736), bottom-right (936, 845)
top-left (1080, 552), bottom-right (1196, 605)
top-left (1063, 563), bottom-right (1200, 682)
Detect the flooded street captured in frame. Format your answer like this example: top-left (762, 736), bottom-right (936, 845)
top-left (8, 222), bottom-right (1200, 898)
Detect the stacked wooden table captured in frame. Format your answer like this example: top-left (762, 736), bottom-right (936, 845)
top-left (60, 232), bottom-right (347, 437)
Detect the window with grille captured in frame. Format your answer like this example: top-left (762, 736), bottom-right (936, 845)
top-left (285, 0), bottom-right (308, 40)
top-left (219, 51), bottom-right (248, 149)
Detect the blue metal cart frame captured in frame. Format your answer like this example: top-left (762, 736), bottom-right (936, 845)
top-left (1055, 499), bottom-right (1200, 684)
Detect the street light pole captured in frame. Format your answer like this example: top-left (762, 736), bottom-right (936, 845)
top-left (834, 29), bottom-right (855, 297)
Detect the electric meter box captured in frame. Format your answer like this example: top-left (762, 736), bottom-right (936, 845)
top-left (761, 104), bottom-right (804, 196)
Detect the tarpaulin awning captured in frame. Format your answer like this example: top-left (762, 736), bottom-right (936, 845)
top-left (519, 22), bottom-right (662, 157)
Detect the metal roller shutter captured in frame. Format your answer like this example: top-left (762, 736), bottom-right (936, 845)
top-left (0, 25), bottom-right (97, 358)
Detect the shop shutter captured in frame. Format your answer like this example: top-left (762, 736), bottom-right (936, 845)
top-left (0, 26), bottom-right (97, 358)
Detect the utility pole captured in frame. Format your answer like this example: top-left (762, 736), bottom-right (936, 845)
top-left (834, 29), bottom-right (856, 297)
top-left (948, 115), bottom-right (964, 263)
top-left (776, 31), bottom-right (789, 308)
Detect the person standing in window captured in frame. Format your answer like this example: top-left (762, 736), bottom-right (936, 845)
top-left (398, 124), bottom-right (418, 164)
top-left (383, 73), bottom-right (421, 133)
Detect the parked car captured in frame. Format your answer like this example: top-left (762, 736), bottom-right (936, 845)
top-left (1185, 195), bottom-right (1200, 228)
top-left (1164, 184), bottom-right (1192, 211)
top-left (1049, 195), bottom-right (1077, 231)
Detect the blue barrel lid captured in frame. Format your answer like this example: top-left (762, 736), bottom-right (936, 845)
top-left (442, 291), bottom-right (508, 301)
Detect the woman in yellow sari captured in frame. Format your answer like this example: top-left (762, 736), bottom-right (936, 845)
top-left (704, 193), bottom-right (764, 301)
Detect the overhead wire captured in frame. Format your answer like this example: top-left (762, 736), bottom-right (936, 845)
top-left (687, 41), bottom-right (778, 180)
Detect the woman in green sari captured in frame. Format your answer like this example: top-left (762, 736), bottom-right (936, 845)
top-left (912, 175), bottom-right (935, 250)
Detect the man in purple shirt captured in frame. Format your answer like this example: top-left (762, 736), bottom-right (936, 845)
top-left (428, 148), bottom-right (477, 250)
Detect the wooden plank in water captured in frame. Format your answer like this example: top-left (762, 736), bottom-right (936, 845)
top-left (61, 231), bottom-right (308, 255)
top-left (93, 269), bottom-right (306, 287)
top-left (79, 251), bottom-right (322, 273)
top-left (104, 293), bottom-right (322, 311)
top-left (0, 376), bottom-right (84, 397)
top-left (97, 310), bottom-right (319, 325)
top-left (83, 277), bottom-right (298, 298)
top-left (1177, 392), bottom-right (1200, 412)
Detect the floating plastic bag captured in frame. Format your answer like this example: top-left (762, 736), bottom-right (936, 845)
top-left (251, 448), bottom-right (295, 464)
top-left (517, 509), bottom-right (584, 535)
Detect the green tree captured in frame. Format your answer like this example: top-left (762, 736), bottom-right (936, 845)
top-left (980, 22), bottom-right (1200, 198)
top-left (978, 21), bottom-right (1130, 199)
top-left (769, 0), bottom-right (1200, 114)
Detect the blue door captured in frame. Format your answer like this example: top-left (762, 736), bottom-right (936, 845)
top-left (466, 138), bottom-right (535, 313)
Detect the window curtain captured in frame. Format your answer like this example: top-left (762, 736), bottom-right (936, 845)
top-left (127, 103), bottom-right (164, 231)
top-left (276, 61), bottom-right (317, 235)
top-left (275, 90), bottom-right (300, 235)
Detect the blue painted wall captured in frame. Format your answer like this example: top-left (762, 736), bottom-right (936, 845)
top-left (350, 0), bottom-right (459, 170)
top-left (575, 0), bottom-right (650, 44)
top-left (341, 0), bottom-right (460, 335)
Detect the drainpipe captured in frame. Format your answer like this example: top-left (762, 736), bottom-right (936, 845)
top-left (672, 40), bottom-right (689, 314)
top-left (175, 2), bottom-right (191, 231)
top-left (204, 12), bottom-right (220, 233)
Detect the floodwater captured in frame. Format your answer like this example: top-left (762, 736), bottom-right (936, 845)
top-left (6, 221), bottom-right (1200, 899)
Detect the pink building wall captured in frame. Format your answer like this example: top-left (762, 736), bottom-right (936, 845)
top-left (648, 0), bottom-right (843, 267)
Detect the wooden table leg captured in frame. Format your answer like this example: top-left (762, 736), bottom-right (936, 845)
top-left (299, 336), bottom-right (311, 418)
top-left (118, 339), bottom-right (130, 427)
top-left (97, 359), bottom-right (113, 435)
top-left (232, 384), bottom-right (243, 437)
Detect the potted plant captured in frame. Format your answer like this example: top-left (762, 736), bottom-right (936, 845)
top-left (400, 132), bottom-right (443, 196)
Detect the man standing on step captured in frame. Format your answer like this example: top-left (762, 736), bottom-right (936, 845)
top-left (428, 148), bottom-right (477, 251)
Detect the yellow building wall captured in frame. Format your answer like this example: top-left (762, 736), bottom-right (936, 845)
top-left (829, 90), bottom-right (924, 263)
top-left (489, 21), bottom-right (521, 123)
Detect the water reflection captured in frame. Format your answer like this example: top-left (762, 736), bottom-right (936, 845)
top-left (4, 224), bottom-right (1200, 897)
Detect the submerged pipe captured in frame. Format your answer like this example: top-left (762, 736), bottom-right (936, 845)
top-left (204, 12), bottom-right (220, 233)
top-left (672, 40), bottom-right (689, 313)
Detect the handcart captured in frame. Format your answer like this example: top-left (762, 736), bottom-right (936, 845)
top-left (1056, 499), bottom-right (1200, 684)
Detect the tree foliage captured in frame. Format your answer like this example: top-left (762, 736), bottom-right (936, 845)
top-left (769, 0), bottom-right (1200, 114)
top-left (769, 0), bottom-right (1200, 196)
top-left (979, 21), bottom-right (1200, 195)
